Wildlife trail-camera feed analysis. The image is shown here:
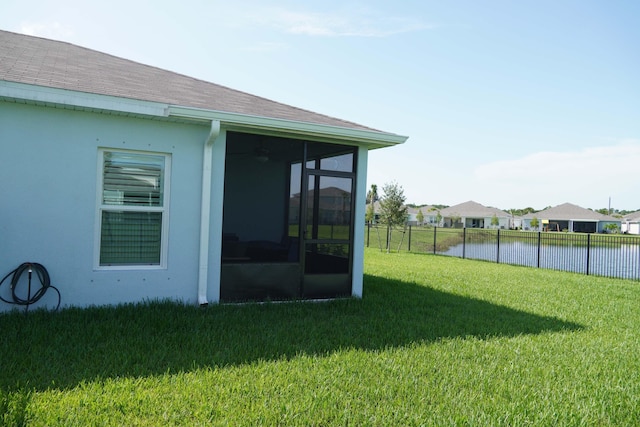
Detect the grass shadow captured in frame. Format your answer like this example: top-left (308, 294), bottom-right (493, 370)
top-left (0, 273), bottom-right (582, 392)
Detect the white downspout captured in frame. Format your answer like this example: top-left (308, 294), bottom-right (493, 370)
top-left (352, 146), bottom-right (369, 298)
top-left (197, 120), bottom-right (221, 305)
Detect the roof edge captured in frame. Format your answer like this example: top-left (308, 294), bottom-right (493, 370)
top-left (0, 80), bottom-right (167, 117)
top-left (167, 106), bottom-right (408, 147)
top-left (1, 80), bottom-right (408, 147)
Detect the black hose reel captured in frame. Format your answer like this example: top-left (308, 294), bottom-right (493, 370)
top-left (0, 262), bottom-right (61, 313)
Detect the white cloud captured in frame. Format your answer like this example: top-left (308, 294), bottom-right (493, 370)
top-left (254, 8), bottom-right (431, 37)
top-left (473, 140), bottom-right (640, 209)
top-left (19, 21), bottom-right (74, 39)
top-left (241, 41), bottom-right (289, 53)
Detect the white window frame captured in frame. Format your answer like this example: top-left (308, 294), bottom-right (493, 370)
top-left (94, 148), bottom-right (171, 270)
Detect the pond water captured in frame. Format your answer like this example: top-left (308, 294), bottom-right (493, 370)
top-left (440, 241), bottom-right (640, 280)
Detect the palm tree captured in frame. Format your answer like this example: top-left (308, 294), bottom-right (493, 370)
top-left (365, 184), bottom-right (379, 224)
top-left (366, 184), bottom-right (378, 205)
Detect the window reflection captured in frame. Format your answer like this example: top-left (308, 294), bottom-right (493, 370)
top-left (320, 153), bottom-right (353, 172)
top-left (305, 176), bottom-right (352, 240)
top-left (288, 162), bottom-right (302, 238)
top-left (305, 143), bottom-right (355, 172)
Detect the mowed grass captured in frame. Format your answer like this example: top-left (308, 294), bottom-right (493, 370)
top-left (2, 249), bottom-right (640, 426)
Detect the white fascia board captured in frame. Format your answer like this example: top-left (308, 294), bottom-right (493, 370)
top-left (0, 81), bottom-right (168, 117)
top-left (167, 105), bottom-right (408, 147)
top-left (1, 81), bottom-right (409, 147)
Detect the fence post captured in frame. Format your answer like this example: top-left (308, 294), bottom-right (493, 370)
top-left (386, 225), bottom-right (390, 251)
top-left (408, 225), bottom-right (412, 252)
top-left (537, 232), bottom-right (541, 268)
top-left (463, 227), bottom-right (467, 259)
top-left (433, 226), bottom-right (437, 254)
top-left (496, 228), bottom-right (500, 263)
top-left (586, 233), bottom-right (591, 276)
top-left (366, 223), bottom-right (370, 247)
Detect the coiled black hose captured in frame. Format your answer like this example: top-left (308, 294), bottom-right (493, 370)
top-left (0, 263), bottom-right (61, 312)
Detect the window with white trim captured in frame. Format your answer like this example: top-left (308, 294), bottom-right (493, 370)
top-left (96, 149), bottom-right (170, 268)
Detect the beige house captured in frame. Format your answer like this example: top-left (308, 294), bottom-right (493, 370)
top-left (407, 206), bottom-right (439, 226)
top-left (522, 203), bottom-right (621, 233)
top-left (439, 201), bottom-right (510, 229)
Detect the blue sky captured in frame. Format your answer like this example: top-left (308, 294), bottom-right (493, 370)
top-left (3, 0), bottom-right (639, 211)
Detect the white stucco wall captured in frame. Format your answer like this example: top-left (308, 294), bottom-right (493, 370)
top-left (0, 102), bottom-right (210, 310)
top-left (621, 222), bottom-right (639, 235)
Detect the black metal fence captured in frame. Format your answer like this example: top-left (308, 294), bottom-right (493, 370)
top-left (366, 225), bottom-right (640, 281)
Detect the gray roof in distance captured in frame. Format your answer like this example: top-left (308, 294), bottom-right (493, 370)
top-left (522, 203), bottom-right (619, 221)
top-left (439, 200), bottom-right (510, 218)
top-left (407, 205), bottom-right (438, 215)
top-left (623, 210), bottom-right (640, 222)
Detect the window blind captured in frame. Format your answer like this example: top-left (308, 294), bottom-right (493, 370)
top-left (103, 152), bottom-right (165, 206)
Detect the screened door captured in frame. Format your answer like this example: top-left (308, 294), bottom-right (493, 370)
top-left (301, 152), bottom-right (355, 298)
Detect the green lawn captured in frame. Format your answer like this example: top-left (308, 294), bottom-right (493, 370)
top-left (2, 249), bottom-right (639, 425)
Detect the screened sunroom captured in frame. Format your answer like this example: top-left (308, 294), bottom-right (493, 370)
top-left (221, 131), bottom-right (358, 302)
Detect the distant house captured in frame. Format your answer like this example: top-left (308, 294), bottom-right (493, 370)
top-left (621, 210), bottom-right (640, 235)
top-left (365, 201), bottom-right (382, 224)
top-left (0, 30), bottom-right (407, 309)
top-left (365, 203), bottom-right (439, 227)
top-left (407, 205), bottom-right (439, 226)
top-left (405, 207), bottom-right (419, 225)
top-left (439, 201), bottom-right (510, 229)
top-left (522, 203), bottom-right (621, 233)
top-left (510, 216), bottom-right (524, 230)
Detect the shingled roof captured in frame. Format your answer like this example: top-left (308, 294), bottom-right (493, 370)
top-left (439, 201), bottom-right (510, 218)
top-left (0, 29), bottom-right (391, 134)
top-left (522, 203), bottom-right (619, 221)
top-left (622, 210), bottom-right (640, 222)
